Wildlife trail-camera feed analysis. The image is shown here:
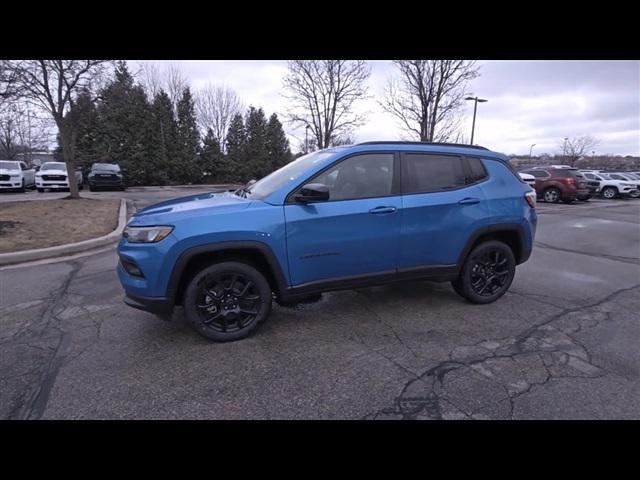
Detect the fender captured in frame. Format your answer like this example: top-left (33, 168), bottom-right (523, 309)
top-left (456, 223), bottom-right (528, 266)
top-left (165, 241), bottom-right (289, 301)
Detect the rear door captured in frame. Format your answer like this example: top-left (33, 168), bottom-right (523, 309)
top-left (398, 153), bottom-right (490, 269)
top-left (284, 152), bottom-right (402, 286)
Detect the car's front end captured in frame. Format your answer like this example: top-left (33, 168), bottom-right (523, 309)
top-left (35, 162), bottom-right (78, 191)
top-left (88, 165), bottom-right (125, 190)
top-left (0, 161), bottom-right (24, 190)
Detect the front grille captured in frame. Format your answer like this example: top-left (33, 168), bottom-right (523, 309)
top-left (0, 174), bottom-right (9, 181)
top-left (42, 175), bottom-right (66, 181)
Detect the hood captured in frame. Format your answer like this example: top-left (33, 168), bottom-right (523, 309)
top-left (129, 191), bottom-right (251, 225)
top-left (0, 168), bottom-right (21, 175)
top-left (37, 169), bottom-right (68, 175)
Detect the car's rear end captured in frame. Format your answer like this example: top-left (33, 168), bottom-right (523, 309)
top-left (549, 168), bottom-right (590, 201)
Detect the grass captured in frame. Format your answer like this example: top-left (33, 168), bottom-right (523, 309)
top-left (0, 198), bottom-right (120, 253)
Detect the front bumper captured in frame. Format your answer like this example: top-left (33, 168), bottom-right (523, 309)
top-left (0, 181), bottom-right (23, 189)
top-left (37, 179), bottom-right (71, 189)
top-left (123, 291), bottom-right (173, 315)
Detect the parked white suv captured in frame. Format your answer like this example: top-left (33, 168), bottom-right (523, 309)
top-left (579, 170), bottom-right (638, 199)
top-left (0, 160), bottom-right (36, 192)
top-left (518, 172), bottom-right (536, 189)
top-left (36, 162), bottom-right (83, 192)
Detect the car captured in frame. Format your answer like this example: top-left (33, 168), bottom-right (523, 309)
top-left (117, 141), bottom-right (538, 342)
top-left (35, 162), bottom-right (83, 192)
top-left (520, 167), bottom-right (590, 203)
top-left (0, 160), bottom-right (36, 192)
top-left (88, 162), bottom-right (125, 191)
top-left (600, 172), bottom-right (640, 198)
top-left (518, 172), bottom-right (536, 189)
top-left (574, 172), bottom-right (598, 200)
top-left (579, 171), bottom-right (639, 199)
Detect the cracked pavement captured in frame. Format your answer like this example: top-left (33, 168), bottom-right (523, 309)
top-left (1, 191), bottom-right (639, 419)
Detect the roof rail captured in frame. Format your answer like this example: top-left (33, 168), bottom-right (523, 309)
top-left (357, 141), bottom-right (489, 151)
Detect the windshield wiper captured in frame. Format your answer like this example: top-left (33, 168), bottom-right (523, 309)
top-left (234, 179), bottom-right (257, 198)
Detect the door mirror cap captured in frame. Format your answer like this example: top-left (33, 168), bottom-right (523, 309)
top-left (293, 183), bottom-right (329, 203)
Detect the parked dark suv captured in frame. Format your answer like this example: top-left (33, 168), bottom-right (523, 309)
top-left (88, 163), bottom-right (125, 191)
top-left (520, 167), bottom-right (590, 203)
top-left (118, 142), bottom-right (537, 342)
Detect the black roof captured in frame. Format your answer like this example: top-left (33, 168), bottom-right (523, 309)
top-left (357, 141), bottom-right (489, 151)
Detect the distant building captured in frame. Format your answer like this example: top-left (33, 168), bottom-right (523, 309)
top-left (16, 151), bottom-right (55, 166)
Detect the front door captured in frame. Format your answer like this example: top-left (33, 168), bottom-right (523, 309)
top-left (284, 152), bottom-right (401, 287)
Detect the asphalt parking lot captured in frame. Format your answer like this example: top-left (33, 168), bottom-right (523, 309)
top-left (1, 189), bottom-right (639, 419)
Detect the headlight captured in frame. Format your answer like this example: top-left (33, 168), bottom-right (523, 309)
top-left (10, 174), bottom-right (20, 178)
top-left (123, 226), bottom-right (173, 243)
top-left (621, 183), bottom-right (633, 187)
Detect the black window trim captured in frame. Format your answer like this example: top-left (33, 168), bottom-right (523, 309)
top-left (462, 155), bottom-right (490, 187)
top-left (285, 150), bottom-right (401, 204)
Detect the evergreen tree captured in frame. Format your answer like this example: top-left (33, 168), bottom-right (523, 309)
top-left (148, 90), bottom-right (177, 185)
top-left (91, 61), bottom-right (155, 186)
top-left (265, 113), bottom-right (292, 172)
top-left (225, 113), bottom-right (247, 183)
top-left (200, 128), bottom-right (223, 182)
top-left (244, 106), bottom-right (269, 180)
top-left (175, 87), bottom-right (201, 184)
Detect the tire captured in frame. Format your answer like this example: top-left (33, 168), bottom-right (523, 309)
top-left (562, 197), bottom-right (574, 204)
top-left (578, 195), bottom-right (590, 201)
top-left (18, 179), bottom-right (25, 193)
top-left (79, 184), bottom-right (84, 191)
top-left (602, 186), bottom-right (617, 199)
top-left (37, 188), bottom-right (44, 193)
top-left (451, 240), bottom-right (516, 305)
top-left (543, 187), bottom-right (561, 203)
top-left (183, 261), bottom-right (272, 342)
top-left (89, 185), bottom-right (94, 192)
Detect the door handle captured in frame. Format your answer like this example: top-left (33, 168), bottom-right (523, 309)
top-left (369, 206), bottom-right (397, 214)
top-left (458, 197), bottom-right (480, 205)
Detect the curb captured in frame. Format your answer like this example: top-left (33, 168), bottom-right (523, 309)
top-left (0, 198), bottom-right (127, 267)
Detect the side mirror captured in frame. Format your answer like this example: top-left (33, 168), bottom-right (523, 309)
top-left (293, 183), bottom-right (329, 203)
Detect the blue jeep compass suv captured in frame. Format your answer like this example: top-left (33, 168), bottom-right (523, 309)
top-left (118, 142), bottom-right (537, 342)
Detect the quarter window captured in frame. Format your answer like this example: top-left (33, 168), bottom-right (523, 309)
top-left (465, 157), bottom-right (488, 184)
top-left (310, 153), bottom-right (394, 201)
top-left (402, 154), bottom-right (466, 194)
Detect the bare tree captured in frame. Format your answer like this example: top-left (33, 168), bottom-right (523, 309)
top-left (137, 61), bottom-right (163, 100)
top-left (559, 135), bottom-right (600, 166)
top-left (7, 60), bottom-right (110, 198)
top-left (0, 101), bottom-right (52, 160)
top-left (283, 60), bottom-right (371, 150)
top-left (195, 84), bottom-right (243, 152)
top-left (380, 60), bottom-right (480, 142)
top-left (0, 60), bottom-right (18, 101)
top-left (165, 63), bottom-right (188, 113)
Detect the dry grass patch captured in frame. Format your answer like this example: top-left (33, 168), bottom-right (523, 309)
top-left (0, 198), bottom-right (120, 253)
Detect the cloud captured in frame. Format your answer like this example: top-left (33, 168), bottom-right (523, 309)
top-left (131, 60), bottom-right (640, 155)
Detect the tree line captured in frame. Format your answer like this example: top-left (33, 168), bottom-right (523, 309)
top-left (54, 62), bottom-right (292, 186)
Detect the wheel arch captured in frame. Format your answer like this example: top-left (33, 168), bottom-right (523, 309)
top-left (168, 241), bottom-right (288, 306)
top-left (457, 224), bottom-right (528, 267)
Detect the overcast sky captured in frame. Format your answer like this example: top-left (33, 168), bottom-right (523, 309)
top-left (131, 60), bottom-right (640, 156)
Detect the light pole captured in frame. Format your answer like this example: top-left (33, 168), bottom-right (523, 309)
top-left (529, 143), bottom-right (536, 160)
top-left (305, 125), bottom-right (310, 154)
top-left (465, 96), bottom-right (488, 145)
top-left (563, 137), bottom-right (569, 164)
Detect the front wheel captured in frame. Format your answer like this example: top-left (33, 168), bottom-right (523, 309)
top-left (602, 187), bottom-right (617, 199)
top-left (18, 179), bottom-right (25, 193)
top-left (451, 240), bottom-right (516, 304)
top-left (183, 261), bottom-right (272, 342)
top-left (37, 188), bottom-right (44, 193)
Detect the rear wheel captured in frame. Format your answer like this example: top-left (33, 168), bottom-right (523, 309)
top-left (451, 240), bottom-right (516, 304)
top-left (183, 261), bottom-right (272, 342)
top-left (602, 186), bottom-right (617, 199)
top-left (543, 187), bottom-right (561, 203)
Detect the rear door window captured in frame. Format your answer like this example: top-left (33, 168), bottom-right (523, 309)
top-left (402, 154), bottom-right (466, 194)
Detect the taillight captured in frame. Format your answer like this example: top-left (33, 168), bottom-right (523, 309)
top-left (564, 177), bottom-right (575, 185)
top-left (525, 190), bottom-right (536, 208)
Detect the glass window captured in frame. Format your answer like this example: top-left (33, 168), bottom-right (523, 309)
top-left (465, 157), bottom-right (488, 184)
top-left (528, 170), bottom-right (549, 178)
top-left (402, 154), bottom-right (466, 194)
top-left (310, 153), bottom-right (394, 201)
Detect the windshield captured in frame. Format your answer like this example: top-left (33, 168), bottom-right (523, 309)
top-left (41, 162), bottom-right (67, 171)
top-left (92, 163), bottom-right (120, 172)
top-left (245, 151), bottom-right (336, 199)
top-left (0, 161), bottom-right (19, 169)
